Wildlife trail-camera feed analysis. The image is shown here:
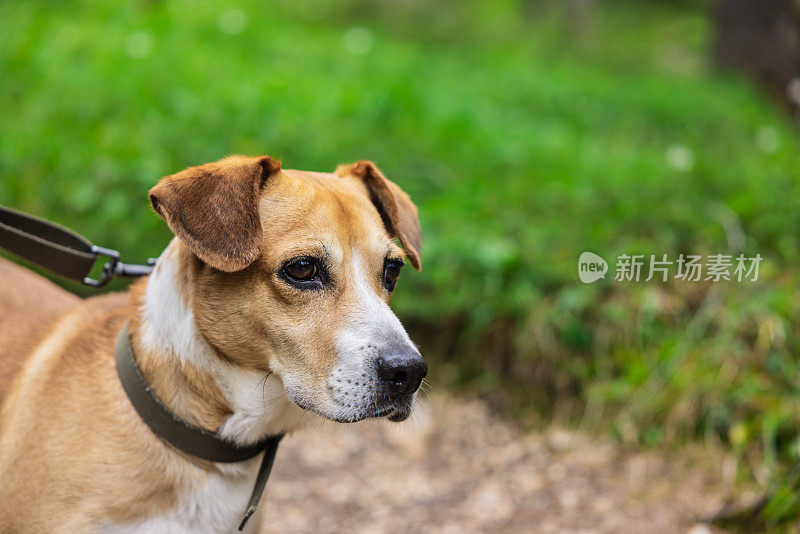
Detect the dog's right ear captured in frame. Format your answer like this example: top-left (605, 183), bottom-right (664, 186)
top-left (149, 155), bottom-right (281, 272)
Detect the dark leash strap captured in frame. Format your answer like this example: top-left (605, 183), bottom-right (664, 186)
top-left (115, 323), bottom-right (283, 530)
top-left (0, 205), bottom-right (154, 287)
top-left (238, 437), bottom-right (282, 531)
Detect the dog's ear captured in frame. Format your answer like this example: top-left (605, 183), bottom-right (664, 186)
top-left (149, 155), bottom-right (281, 272)
top-left (335, 161), bottom-right (422, 270)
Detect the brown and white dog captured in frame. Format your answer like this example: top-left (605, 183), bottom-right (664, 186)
top-left (0, 156), bottom-right (426, 533)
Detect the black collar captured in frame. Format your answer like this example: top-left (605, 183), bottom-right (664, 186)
top-left (114, 322), bottom-right (283, 531)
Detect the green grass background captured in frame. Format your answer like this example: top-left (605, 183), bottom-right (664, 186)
top-left (2, 0), bottom-right (800, 527)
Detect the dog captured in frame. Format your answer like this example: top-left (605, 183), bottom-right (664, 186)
top-left (0, 155), bottom-right (426, 533)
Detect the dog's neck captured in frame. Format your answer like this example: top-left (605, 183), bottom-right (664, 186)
top-left (129, 240), bottom-right (306, 447)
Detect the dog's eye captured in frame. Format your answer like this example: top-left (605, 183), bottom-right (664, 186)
top-left (285, 258), bottom-right (317, 281)
top-left (280, 256), bottom-right (328, 290)
top-left (383, 259), bottom-right (404, 291)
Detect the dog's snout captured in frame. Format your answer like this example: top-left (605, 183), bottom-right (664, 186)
top-left (377, 352), bottom-right (427, 395)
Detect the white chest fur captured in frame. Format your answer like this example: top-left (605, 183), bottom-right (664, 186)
top-left (105, 456), bottom-right (263, 533)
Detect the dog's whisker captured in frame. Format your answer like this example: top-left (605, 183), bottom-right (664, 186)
top-left (249, 372), bottom-right (271, 400)
top-left (210, 309), bottom-right (244, 329)
top-left (296, 409), bottom-right (308, 426)
top-left (261, 372), bottom-right (270, 409)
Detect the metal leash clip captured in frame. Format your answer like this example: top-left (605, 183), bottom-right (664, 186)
top-left (83, 245), bottom-right (157, 288)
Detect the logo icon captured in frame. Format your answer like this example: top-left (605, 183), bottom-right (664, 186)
top-left (578, 252), bottom-right (608, 283)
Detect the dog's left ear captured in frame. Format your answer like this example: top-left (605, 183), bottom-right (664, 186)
top-left (149, 155), bottom-right (281, 272)
top-left (336, 161), bottom-right (422, 270)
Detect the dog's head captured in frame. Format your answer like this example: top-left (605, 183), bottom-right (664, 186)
top-left (149, 155), bottom-right (425, 423)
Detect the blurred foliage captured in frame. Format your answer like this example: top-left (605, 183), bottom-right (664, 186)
top-left (2, 0), bottom-right (800, 527)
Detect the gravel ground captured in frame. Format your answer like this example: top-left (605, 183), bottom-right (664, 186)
top-left (258, 395), bottom-right (734, 534)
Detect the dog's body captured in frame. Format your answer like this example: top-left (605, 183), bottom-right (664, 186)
top-left (0, 156), bottom-right (425, 533)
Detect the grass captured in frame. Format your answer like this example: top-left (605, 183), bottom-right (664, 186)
top-left (1, 0), bottom-right (800, 527)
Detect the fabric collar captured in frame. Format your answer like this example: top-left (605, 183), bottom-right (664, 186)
top-left (114, 322), bottom-right (283, 530)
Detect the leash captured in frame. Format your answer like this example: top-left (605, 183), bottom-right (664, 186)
top-left (0, 204), bottom-right (282, 530)
top-left (115, 324), bottom-right (282, 530)
top-left (0, 204), bottom-right (154, 287)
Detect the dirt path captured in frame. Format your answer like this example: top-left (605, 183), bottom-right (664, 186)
top-left (260, 396), bottom-right (731, 533)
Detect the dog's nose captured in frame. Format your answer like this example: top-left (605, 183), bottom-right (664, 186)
top-left (377, 353), bottom-right (427, 395)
